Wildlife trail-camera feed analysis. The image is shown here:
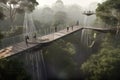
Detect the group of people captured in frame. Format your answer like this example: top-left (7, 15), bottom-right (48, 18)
top-left (25, 33), bottom-right (37, 46)
top-left (54, 25), bottom-right (74, 33)
top-left (24, 25), bottom-right (76, 46)
top-left (67, 25), bottom-right (74, 32)
top-left (67, 21), bottom-right (79, 32)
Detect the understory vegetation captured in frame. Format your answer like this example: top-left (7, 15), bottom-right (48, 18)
top-left (80, 0), bottom-right (120, 80)
top-left (0, 59), bottom-right (31, 80)
top-left (81, 33), bottom-right (120, 80)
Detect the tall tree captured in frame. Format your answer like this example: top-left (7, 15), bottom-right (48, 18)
top-left (53, 11), bottom-right (67, 27)
top-left (0, 0), bottom-right (38, 29)
top-left (96, 0), bottom-right (120, 27)
top-left (0, 8), bottom-right (5, 20)
top-left (81, 34), bottom-right (120, 80)
top-left (0, 59), bottom-right (31, 80)
top-left (43, 40), bottom-right (76, 79)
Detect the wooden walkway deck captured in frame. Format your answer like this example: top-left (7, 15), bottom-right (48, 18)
top-left (0, 26), bottom-right (82, 59)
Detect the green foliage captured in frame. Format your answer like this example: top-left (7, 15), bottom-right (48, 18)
top-left (0, 30), bottom-right (3, 40)
top-left (0, 0), bottom-right (38, 22)
top-left (81, 48), bottom-right (120, 80)
top-left (43, 40), bottom-right (76, 78)
top-left (0, 0), bottom-right (8, 4)
top-left (81, 34), bottom-right (120, 80)
top-left (96, 0), bottom-right (120, 26)
top-left (0, 59), bottom-right (31, 80)
top-left (6, 0), bottom-right (38, 11)
top-left (0, 12), bottom-right (4, 20)
top-left (0, 8), bottom-right (5, 20)
top-left (4, 26), bottom-right (23, 37)
top-left (63, 42), bottom-right (76, 55)
top-left (54, 11), bottom-right (68, 27)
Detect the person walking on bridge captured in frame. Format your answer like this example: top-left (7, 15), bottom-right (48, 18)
top-left (67, 26), bottom-right (69, 32)
top-left (55, 26), bottom-right (57, 32)
top-left (33, 33), bottom-right (37, 40)
top-left (71, 25), bottom-right (73, 30)
top-left (25, 35), bottom-right (29, 46)
top-left (76, 20), bottom-right (79, 26)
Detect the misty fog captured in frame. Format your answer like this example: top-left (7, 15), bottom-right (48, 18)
top-left (32, 0), bottom-right (98, 29)
top-left (0, 0), bottom-right (98, 33)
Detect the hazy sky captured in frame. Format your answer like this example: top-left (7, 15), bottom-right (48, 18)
top-left (37, 0), bottom-right (103, 8)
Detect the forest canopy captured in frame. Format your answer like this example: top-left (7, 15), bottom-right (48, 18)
top-left (96, 0), bottom-right (120, 26)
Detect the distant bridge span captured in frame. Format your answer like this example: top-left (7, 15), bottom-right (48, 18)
top-left (83, 27), bottom-right (119, 33)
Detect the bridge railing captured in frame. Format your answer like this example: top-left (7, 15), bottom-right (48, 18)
top-left (0, 27), bottom-right (53, 50)
top-left (0, 26), bottom-right (67, 50)
top-left (0, 34), bottom-right (24, 49)
top-left (37, 26), bottom-right (66, 36)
